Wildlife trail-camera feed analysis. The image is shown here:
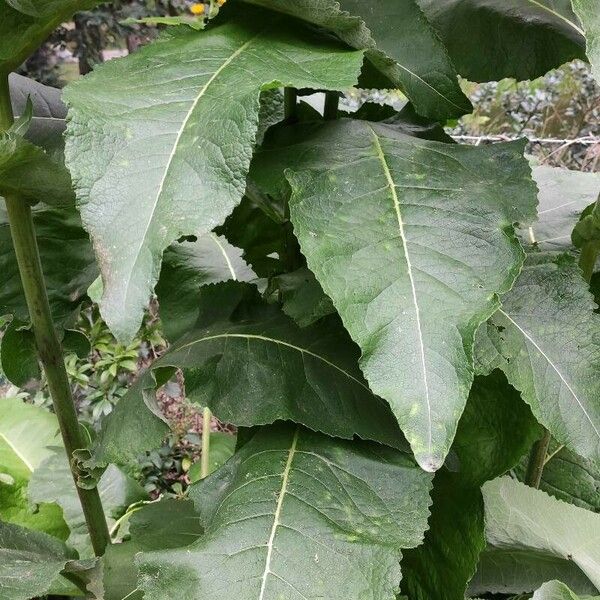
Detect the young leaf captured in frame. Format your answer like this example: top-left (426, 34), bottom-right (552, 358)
top-left (137, 424), bottom-right (432, 600)
top-left (529, 165), bottom-right (600, 250)
top-left (93, 282), bottom-right (404, 469)
top-left (400, 371), bottom-right (540, 600)
top-left (239, 0), bottom-right (471, 120)
top-left (156, 233), bottom-right (255, 342)
top-left (476, 252), bottom-right (600, 466)
top-left (416, 0), bottom-right (586, 82)
top-left (482, 477), bottom-right (600, 590)
top-left (572, 0), bottom-right (600, 82)
top-left (63, 5), bottom-right (364, 342)
top-left (0, 521), bottom-right (73, 600)
top-left (264, 119), bottom-right (537, 471)
top-left (533, 580), bottom-right (600, 599)
top-left (0, 1), bottom-right (103, 74)
top-left (0, 398), bottom-right (68, 539)
top-left (9, 73), bottom-right (67, 150)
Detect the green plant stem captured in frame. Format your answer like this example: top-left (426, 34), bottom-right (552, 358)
top-left (284, 87), bottom-right (298, 122)
top-left (525, 428), bottom-right (551, 488)
top-left (323, 91), bottom-right (340, 120)
top-left (0, 74), bottom-right (110, 556)
top-left (201, 407), bottom-right (212, 479)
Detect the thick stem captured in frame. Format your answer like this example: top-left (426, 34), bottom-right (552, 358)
top-left (323, 91), bottom-right (340, 120)
top-left (525, 429), bottom-right (551, 488)
top-left (0, 75), bottom-right (110, 555)
top-left (284, 88), bottom-right (298, 123)
top-left (201, 407), bottom-right (212, 479)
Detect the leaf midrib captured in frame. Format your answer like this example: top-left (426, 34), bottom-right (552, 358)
top-left (122, 29), bottom-right (266, 303)
top-left (258, 427), bottom-right (299, 599)
top-left (172, 332), bottom-right (371, 392)
top-left (368, 125), bottom-right (433, 455)
top-left (498, 309), bottom-right (600, 440)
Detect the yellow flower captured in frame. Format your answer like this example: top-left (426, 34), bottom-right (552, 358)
top-left (217, 0), bottom-right (227, 5)
top-left (190, 3), bottom-right (205, 15)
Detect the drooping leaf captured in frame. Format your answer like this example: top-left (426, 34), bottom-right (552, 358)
top-left (137, 424), bottom-right (432, 600)
top-left (0, 0), bottom-right (103, 74)
top-left (0, 125), bottom-right (74, 206)
top-left (0, 201), bottom-right (98, 328)
top-left (240, 0), bottom-right (471, 121)
top-left (64, 5), bottom-right (364, 342)
top-left (29, 447), bottom-right (148, 557)
top-left (470, 547), bottom-right (599, 597)
top-left (258, 118), bottom-right (537, 470)
top-left (156, 233), bottom-right (255, 342)
top-left (8, 73), bottom-right (67, 151)
top-left (0, 398), bottom-right (68, 539)
top-left (482, 476), bottom-right (600, 591)
top-left (416, 0), bottom-right (586, 82)
top-left (400, 371), bottom-right (540, 600)
top-left (528, 165), bottom-right (600, 250)
top-left (93, 282), bottom-right (404, 469)
top-left (515, 439), bottom-right (600, 513)
top-left (572, 0), bottom-right (600, 82)
top-left (476, 252), bottom-right (600, 466)
top-left (533, 579), bottom-right (600, 599)
top-left (0, 521), bottom-right (73, 600)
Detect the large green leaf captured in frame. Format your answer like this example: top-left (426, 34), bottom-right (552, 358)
top-left (482, 476), bottom-right (600, 591)
top-left (572, 0), bottom-right (600, 82)
top-left (0, 0), bottom-right (103, 74)
top-left (64, 6), bottom-right (364, 342)
top-left (417, 0), bottom-right (586, 82)
top-left (533, 580), bottom-right (600, 599)
top-left (156, 233), bottom-right (255, 342)
top-left (137, 424), bottom-right (432, 600)
top-left (476, 252), bottom-right (600, 466)
top-left (0, 521), bottom-right (74, 600)
top-left (529, 165), bottom-right (600, 250)
top-left (400, 371), bottom-right (540, 600)
top-left (239, 0), bottom-right (471, 120)
top-left (0, 398), bottom-right (68, 538)
top-left (93, 282), bottom-right (403, 469)
top-left (264, 119), bottom-right (536, 470)
top-left (470, 548), bottom-right (599, 597)
top-left (29, 447), bottom-right (148, 557)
